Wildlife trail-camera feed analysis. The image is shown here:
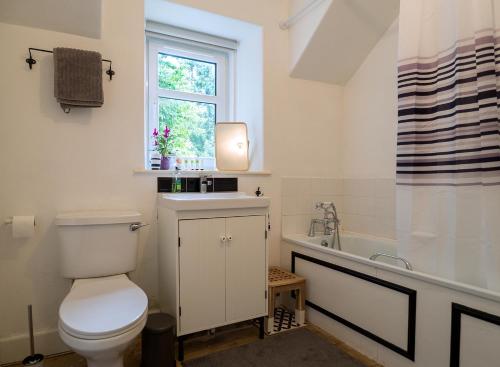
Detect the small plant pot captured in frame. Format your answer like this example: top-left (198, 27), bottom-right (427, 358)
top-left (160, 155), bottom-right (175, 170)
top-left (160, 156), bottom-right (170, 170)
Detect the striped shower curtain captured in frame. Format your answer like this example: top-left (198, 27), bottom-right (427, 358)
top-left (396, 0), bottom-right (500, 290)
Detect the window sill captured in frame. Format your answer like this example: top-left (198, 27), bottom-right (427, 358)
top-left (133, 169), bottom-right (272, 177)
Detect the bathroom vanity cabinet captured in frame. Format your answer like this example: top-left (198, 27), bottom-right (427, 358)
top-left (157, 193), bottom-right (270, 346)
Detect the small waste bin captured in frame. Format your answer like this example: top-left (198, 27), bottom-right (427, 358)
top-left (141, 313), bottom-right (176, 367)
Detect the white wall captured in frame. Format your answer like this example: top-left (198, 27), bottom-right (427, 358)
top-left (342, 19), bottom-right (399, 179)
top-left (0, 1), bottom-right (152, 362)
top-left (0, 0), bottom-right (344, 363)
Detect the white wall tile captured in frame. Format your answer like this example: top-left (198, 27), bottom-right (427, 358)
top-left (374, 196), bottom-right (395, 219)
top-left (282, 177), bottom-right (396, 239)
top-left (282, 196), bottom-right (298, 215)
top-left (343, 179), bottom-right (375, 197)
top-left (282, 177), bottom-right (311, 197)
top-left (282, 215), bottom-right (296, 235)
top-left (373, 178), bottom-right (396, 198)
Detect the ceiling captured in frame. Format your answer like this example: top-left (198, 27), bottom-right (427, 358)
top-left (290, 0), bottom-right (400, 85)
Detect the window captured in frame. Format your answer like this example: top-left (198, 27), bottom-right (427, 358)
top-left (147, 35), bottom-right (233, 168)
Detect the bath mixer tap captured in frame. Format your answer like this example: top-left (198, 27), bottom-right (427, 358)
top-left (308, 201), bottom-right (342, 250)
top-left (308, 218), bottom-right (331, 237)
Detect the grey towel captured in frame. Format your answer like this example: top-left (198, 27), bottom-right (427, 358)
top-left (53, 47), bottom-right (104, 113)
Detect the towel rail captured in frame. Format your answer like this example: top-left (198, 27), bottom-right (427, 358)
top-left (25, 47), bottom-right (115, 80)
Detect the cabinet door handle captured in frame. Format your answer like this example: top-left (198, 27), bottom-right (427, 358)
top-left (227, 235), bottom-right (233, 241)
top-left (220, 235), bottom-right (227, 243)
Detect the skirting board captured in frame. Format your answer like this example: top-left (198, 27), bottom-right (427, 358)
top-left (0, 328), bottom-right (69, 365)
top-left (0, 309), bottom-right (161, 364)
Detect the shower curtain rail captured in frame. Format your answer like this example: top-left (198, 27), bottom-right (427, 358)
top-left (25, 47), bottom-right (115, 80)
top-left (279, 0), bottom-right (328, 30)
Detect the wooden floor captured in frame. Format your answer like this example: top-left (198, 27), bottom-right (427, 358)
top-left (3, 324), bottom-right (382, 367)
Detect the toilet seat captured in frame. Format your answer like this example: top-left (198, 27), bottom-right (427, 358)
top-left (59, 274), bottom-right (148, 340)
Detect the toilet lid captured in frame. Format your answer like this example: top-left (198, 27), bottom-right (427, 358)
top-left (59, 274), bottom-right (148, 339)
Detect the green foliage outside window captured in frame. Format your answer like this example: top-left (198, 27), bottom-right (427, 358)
top-left (157, 54), bottom-right (216, 158)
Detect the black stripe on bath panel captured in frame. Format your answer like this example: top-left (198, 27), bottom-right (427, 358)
top-left (450, 303), bottom-right (500, 367)
top-left (291, 251), bottom-right (417, 361)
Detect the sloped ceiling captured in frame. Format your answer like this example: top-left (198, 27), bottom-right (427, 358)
top-left (288, 0), bottom-right (333, 72)
top-left (0, 0), bottom-right (102, 38)
top-left (290, 0), bottom-right (399, 85)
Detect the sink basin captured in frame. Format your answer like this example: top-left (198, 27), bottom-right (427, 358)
top-left (158, 192), bottom-right (270, 210)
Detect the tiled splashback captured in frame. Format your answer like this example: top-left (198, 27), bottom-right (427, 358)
top-left (282, 177), bottom-right (396, 239)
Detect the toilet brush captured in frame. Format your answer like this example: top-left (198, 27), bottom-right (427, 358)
top-left (22, 305), bottom-right (44, 366)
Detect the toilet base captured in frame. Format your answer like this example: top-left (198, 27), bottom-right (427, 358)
top-left (86, 354), bottom-right (124, 367)
top-left (58, 314), bottom-right (147, 367)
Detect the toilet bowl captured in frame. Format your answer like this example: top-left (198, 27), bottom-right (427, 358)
top-left (58, 274), bottom-right (148, 367)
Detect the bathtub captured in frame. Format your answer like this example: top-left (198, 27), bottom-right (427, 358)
top-left (281, 231), bottom-right (500, 367)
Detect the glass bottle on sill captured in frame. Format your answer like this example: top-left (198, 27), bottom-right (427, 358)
top-left (176, 157), bottom-right (183, 170)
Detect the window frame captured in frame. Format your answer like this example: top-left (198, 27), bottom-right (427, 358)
top-left (146, 36), bottom-right (232, 162)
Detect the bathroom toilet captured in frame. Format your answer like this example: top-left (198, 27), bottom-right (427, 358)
top-left (55, 211), bottom-right (148, 367)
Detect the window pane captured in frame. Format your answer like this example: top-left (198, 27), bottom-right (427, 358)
top-left (158, 53), bottom-right (216, 96)
top-left (158, 98), bottom-right (215, 158)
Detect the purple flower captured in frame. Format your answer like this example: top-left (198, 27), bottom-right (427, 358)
top-left (163, 127), bottom-right (171, 138)
top-left (152, 128), bottom-right (158, 137)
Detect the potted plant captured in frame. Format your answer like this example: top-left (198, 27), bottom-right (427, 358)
top-left (152, 126), bottom-right (175, 170)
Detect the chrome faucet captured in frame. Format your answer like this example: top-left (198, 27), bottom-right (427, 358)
top-left (199, 175), bottom-right (212, 193)
top-left (307, 218), bottom-right (332, 237)
top-left (308, 202), bottom-right (341, 250)
top-left (200, 175), bottom-right (208, 193)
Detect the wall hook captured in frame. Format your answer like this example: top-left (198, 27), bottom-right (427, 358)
top-left (25, 49), bottom-right (36, 69)
top-left (106, 61), bottom-right (115, 80)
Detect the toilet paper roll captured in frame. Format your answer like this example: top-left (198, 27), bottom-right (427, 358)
top-left (12, 216), bottom-right (35, 238)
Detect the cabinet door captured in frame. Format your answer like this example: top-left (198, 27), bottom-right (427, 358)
top-left (226, 215), bottom-right (267, 322)
top-left (178, 218), bottom-right (226, 334)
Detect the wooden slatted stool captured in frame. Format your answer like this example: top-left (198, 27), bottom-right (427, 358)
top-left (267, 266), bottom-right (306, 333)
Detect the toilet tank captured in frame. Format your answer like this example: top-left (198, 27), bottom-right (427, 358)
top-left (55, 210), bottom-right (142, 279)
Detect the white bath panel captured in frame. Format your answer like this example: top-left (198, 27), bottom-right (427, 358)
top-left (295, 257), bottom-right (410, 350)
top-left (460, 314), bottom-right (500, 367)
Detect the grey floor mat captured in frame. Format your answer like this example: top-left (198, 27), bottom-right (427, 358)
top-left (183, 328), bottom-right (368, 367)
